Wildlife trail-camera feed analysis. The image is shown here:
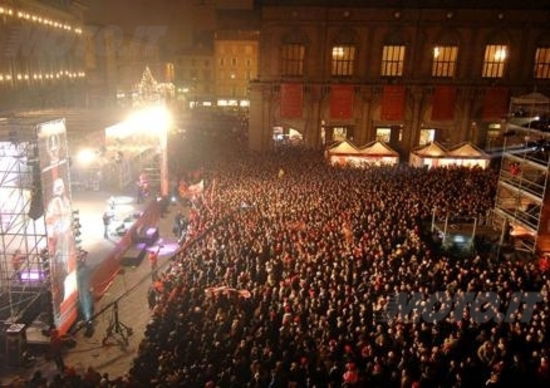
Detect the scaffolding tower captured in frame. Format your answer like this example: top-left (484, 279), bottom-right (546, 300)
top-left (0, 124), bottom-right (49, 323)
top-left (493, 93), bottom-right (550, 255)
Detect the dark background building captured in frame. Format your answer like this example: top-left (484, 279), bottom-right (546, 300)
top-left (248, 0), bottom-right (550, 155)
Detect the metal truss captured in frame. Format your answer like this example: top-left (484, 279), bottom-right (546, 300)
top-left (0, 139), bottom-right (48, 321)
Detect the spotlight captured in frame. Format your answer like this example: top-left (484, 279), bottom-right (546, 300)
top-left (77, 148), bottom-right (97, 166)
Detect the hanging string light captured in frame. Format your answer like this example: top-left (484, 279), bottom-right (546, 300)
top-left (0, 4), bottom-right (83, 35)
top-left (0, 70), bottom-right (86, 84)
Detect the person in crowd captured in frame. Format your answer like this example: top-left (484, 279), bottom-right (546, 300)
top-left (125, 150), bottom-right (546, 387)
top-left (15, 149), bottom-right (549, 388)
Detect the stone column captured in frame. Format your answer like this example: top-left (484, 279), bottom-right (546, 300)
top-left (248, 83), bottom-right (265, 151)
top-left (404, 86), bottom-right (424, 155)
top-left (357, 87), bottom-right (374, 146)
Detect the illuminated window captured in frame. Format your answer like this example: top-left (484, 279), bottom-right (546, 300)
top-left (419, 129), bottom-right (436, 146)
top-left (281, 44), bottom-right (305, 76)
top-left (432, 46), bottom-right (458, 77)
top-left (333, 127), bottom-right (348, 141)
top-left (376, 127), bottom-right (391, 143)
top-left (331, 45), bottom-right (355, 76)
top-left (381, 45), bottom-right (405, 77)
top-left (482, 45), bottom-right (507, 78)
top-left (534, 47), bottom-right (550, 79)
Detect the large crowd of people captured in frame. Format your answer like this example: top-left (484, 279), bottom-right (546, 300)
top-left (13, 147), bottom-right (550, 387)
top-left (125, 150), bottom-right (547, 387)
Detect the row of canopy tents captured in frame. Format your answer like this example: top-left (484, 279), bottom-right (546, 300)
top-left (409, 141), bottom-right (490, 168)
top-left (326, 140), bottom-right (400, 167)
top-left (326, 140), bottom-right (490, 168)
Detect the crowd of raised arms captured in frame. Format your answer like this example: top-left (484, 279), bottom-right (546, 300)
top-left (20, 149), bottom-right (550, 387)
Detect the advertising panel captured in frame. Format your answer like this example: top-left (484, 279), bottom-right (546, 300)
top-left (37, 119), bottom-right (78, 334)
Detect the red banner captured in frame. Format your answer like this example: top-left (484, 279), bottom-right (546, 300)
top-left (280, 83), bottom-right (303, 119)
top-left (381, 85), bottom-right (405, 121)
top-left (330, 85), bottom-right (354, 120)
top-left (483, 87), bottom-right (509, 120)
top-left (431, 86), bottom-right (457, 121)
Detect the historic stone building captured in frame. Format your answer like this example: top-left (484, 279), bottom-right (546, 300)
top-left (249, 0), bottom-right (550, 155)
top-left (214, 30), bottom-right (259, 100)
top-left (0, 0), bottom-right (88, 111)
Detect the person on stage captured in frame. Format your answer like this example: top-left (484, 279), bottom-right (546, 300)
top-left (102, 212), bottom-right (111, 239)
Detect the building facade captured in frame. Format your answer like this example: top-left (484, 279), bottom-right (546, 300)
top-left (249, 0), bottom-right (550, 154)
top-left (214, 30), bottom-right (259, 102)
top-left (175, 43), bottom-right (214, 103)
top-left (0, 0), bottom-right (88, 111)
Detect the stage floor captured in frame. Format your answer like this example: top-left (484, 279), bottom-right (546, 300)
top-left (62, 201), bottom-right (183, 377)
top-left (72, 190), bottom-right (145, 270)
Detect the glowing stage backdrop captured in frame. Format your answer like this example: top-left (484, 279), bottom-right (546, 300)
top-left (38, 119), bottom-right (79, 334)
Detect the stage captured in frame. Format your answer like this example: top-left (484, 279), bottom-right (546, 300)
top-left (72, 191), bottom-right (145, 270)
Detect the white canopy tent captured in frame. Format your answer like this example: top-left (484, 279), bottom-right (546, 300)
top-left (409, 142), bottom-right (448, 168)
top-left (511, 92), bottom-right (550, 106)
top-left (444, 142), bottom-right (490, 169)
top-left (357, 141), bottom-right (399, 166)
top-left (326, 140), bottom-right (362, 166)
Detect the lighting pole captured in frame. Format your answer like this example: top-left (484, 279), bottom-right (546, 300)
top-left (160, 124), bottom-right (169, 197)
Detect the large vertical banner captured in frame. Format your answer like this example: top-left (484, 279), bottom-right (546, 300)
top-left (483, 87), bottom-right (509, 120)
top-left (330, 85), bottom-right (354, 120)
top-left (381, 85), bottom-right (405, 121)
top-left (280, 83), bottom-right (303, 119)
top-left (431, 86), bottom-right (457, 121)
top-left (38, 119), bottom-right (78, 334)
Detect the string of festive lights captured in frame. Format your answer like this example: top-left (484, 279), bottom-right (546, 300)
top-left (0, 70), bottom-right (86, 83)
top-left (0, 4), bottom-right (83, 35)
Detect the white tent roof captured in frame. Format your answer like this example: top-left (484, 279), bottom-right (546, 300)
top-left (448, 142), bottom-right (490, 159)
top-left (413, 142), bottom-right (448, 157)
top-left (328, 140), bottom-right (360, 154)
top-left (358, 141), bottom-right (399, 156)
top-left (511, 92), bottom-right (550, 105)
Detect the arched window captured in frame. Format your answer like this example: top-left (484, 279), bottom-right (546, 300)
top-left (432, 30), bottom-right (460, 77)
top-left (381, 30), bottom-right (406, 77)
top-left (482, 32), bottom-right (509, 78)
top-left (281, 44), bottom-right (305, 76)
top-left (534, 47), bottom-right (550, 79)
top-left (331, 28), bottom-right (357, 76)
top-left (280, 30), bottom-right (308, 77)
top-left (482, 44), bottom-right (508, 78)
top-left (432, 46), bottom-right (458, 77)
top-left (331, 45), bottom-right (356, 76)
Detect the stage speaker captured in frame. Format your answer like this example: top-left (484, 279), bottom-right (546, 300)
top-left (28, 189), bottom-right (44, 220)
top-left (137, 227), bottom-right (159, 246)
